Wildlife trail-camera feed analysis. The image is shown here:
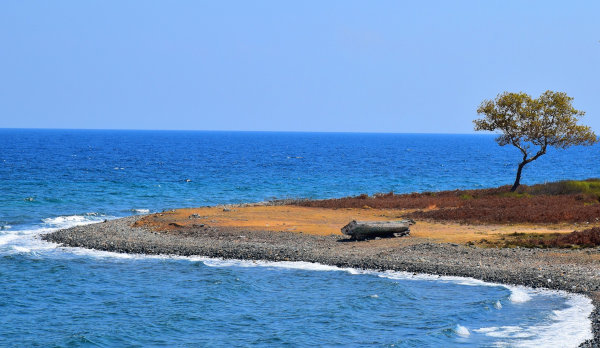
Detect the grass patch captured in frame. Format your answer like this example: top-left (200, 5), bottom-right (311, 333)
top-left (524, 179), bottom-right (600, 197)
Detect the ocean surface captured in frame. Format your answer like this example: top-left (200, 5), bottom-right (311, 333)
top-left (1, 129), bottom-right (598, 347)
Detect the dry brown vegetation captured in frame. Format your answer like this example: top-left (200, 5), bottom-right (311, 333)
top-left (294, 179), bottom-right (600, 224)
top-left (481, 228), bottom-right (600, 249)
top-left (133, 179), bottom-right (600, 250)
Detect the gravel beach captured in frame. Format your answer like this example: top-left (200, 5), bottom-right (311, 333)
top-left (43, 215), bottom-right (600, 347)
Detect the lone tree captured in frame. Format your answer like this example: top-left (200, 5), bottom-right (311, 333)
top-left (474, 91), bottom-right (597, 192)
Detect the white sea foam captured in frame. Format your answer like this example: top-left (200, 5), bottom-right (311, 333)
top-left (42, 214), bottom-right (105, 228)
top-left (1, 227), bottom-right (65, 254)
top-left (474, 325), bottom-right (532, 338)
top-left (495, 300), bottom-right (502, 309)
top-left (377, 271), bottom-right (534, 304)
top-left (455, 324), bottom-right (471, 337)
top-left (12, 246), bottom-right (31, 253)
top-left (130, 209), bottom-right (150, 214)
top-left (65, 246), bottom-right (166, 260)
top-left (509, 287), bottom-right (532, 303)
top-left (0, 233), bottom-right (20, 246)
top-left (382, 271), bottom-right (510, 292)
top-left (378, 271), bottom-right (499, 288)
top-left (474, 293), bottom-right (593, 347)
top-left (0, 214), bottom-right (111, 253)
top-left (202, 259), bottom-right (354, 272)
top-left (42, 215), bottom-right (86, 224)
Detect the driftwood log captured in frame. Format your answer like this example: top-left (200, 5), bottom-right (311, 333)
top-left (341, 219), bottom-right (415, 241)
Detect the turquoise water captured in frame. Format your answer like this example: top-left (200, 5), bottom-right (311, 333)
top-left (1, 129), bottom-right (598, 346)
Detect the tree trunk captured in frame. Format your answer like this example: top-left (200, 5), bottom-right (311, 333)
top-left (511, 161), bottom-right (526, 192)
top-left (341, 220), bottom-right (414, 240)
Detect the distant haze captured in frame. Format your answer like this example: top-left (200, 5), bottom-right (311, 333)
top-left (0, 1), bottom-right (598, 133)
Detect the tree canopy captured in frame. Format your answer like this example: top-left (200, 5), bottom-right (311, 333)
top-left (474, 90), bottom-right (597, 191)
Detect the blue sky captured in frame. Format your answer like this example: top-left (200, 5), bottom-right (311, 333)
top-left (0, 1), bottom-right (598, 133)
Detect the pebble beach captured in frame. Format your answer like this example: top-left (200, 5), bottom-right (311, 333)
top-left (44, 214), bottom-right (600, 347)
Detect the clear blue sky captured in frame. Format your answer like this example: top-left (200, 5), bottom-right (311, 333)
top-left (0, 1), bottom-right (598, 133)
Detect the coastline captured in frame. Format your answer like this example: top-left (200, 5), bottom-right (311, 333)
top-left (43, 214), bottom-right (600, 346)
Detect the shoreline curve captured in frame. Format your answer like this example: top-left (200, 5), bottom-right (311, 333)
top-left (42, 215), bottom-right (600, 347)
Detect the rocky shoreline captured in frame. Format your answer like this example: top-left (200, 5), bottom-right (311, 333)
top-left (43, 215), bottom-right (600, 347)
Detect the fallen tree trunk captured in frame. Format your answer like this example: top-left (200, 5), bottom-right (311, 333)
top-left (341, 219), bottom-right (415, 241)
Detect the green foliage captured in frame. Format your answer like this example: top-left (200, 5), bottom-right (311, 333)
top-left (525, 179), bottom-right (600, 196)
top-left (475, 91), bottom-right (597, 149)
top-left (497, 192), bottom-right (531, 198)
top-left (563, 181), bottom-right (598, 194)
top-left (474, 91), bottom-right (598, 191)
top-left (459, 193), bottom-right (473, 200)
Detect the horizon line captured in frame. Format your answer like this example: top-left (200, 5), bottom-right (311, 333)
top-left (0, 127), bottom-right (492, 136)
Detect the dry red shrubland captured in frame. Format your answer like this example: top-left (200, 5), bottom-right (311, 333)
top-left (294, 182), bottom-right (600, 224)
top-left (410, 195), bottom-right (600, 224)
top-left (504, 228), bottom-right (600, 248)
top-left (552, 228), bottom-right (600, 247)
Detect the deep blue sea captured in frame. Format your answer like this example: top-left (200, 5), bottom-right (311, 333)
top-left (1, 129), bottom-right (598, 347)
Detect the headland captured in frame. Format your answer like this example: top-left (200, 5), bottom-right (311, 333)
top-left (43, 179), bottom-right (600, 346)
